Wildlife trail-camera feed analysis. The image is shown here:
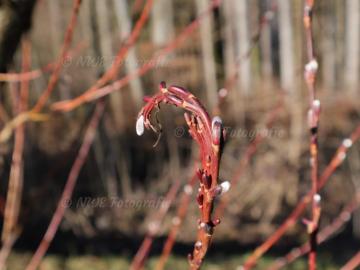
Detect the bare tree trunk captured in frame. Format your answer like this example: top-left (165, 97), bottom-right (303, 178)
top-left (48, 0), bottom-right (62, 57)
top-left (277, 0), bottom-right (295, 93)
top-left (321, 0), bottom-right (336, 92)
top-left (94, 0), bottom-right (124, 130)
top-left (113, 0), bottom-right (144, 107)
top-left (221, 0), bottom-right (236, 83)
top-left (259, 0), bottom-right (273, 81)
top-left (233, 0), bottom-right (251, 95)
top-left (196, 0), bottom-right (218, 109)
top-left (151, 0), bottom-right (175, 47)
top-left (344, 0), bottom-right (360, 94)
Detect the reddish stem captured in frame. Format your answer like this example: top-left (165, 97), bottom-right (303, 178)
top-left (24, 101), bottom-right (105, 270)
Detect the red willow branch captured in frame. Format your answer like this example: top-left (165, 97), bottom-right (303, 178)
top-left (32, 0), bottom-right (82, 113)
top-left (50, 0), bottom-right (154, 112)
top-left (242, 124), bottom-right (360, 269)
top-left (267, 193), bottom-right (360, 270)
top-left (24, 100), bottom-right (105, 270)
top-left (136, 82), bottom-right (228, 270)
top-left (51, 0), bottom-right (223, 112)
top-left (129, 179), bottom-right (181, 270)
top-left (156, 171), bottom-right (198, 270)
top-left (0, 41), bottom-right (87, 83)
top-left (156, 95), bottom-right (283, 270)
top-left (303, 1), bottom-right (320, 269)
top-left (0, 39), bottom-right (31, 269)
top-left (340, 251), bottom-right (360, 270)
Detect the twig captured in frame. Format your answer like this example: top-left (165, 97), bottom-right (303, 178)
top-left (129, 179), bottom-right (181, 270)
top-left (137, 82), bottom-right (227, 270)
top-left (340, 251), bottom-right (360, 270)
top-left (24, 100), bottom-right (105, 270)
top-left (215, 94), bottom-right (284, 218)
top-left (32, 0), bottom-right (82, 113)
top-left (303, 1), bottom-right (320, 269)
top-left (0, 41), bottom-right (87, 82)
top-left (156, 171), bottom-right (198, 270)
top-left (267, 193), bottom-right (360, 270)
top-left (0, 38), bottom-right (31, 269)
top-left (51, 0), bottom-right (223, 112)
top-left (242, 124), bottom-right (360, 269)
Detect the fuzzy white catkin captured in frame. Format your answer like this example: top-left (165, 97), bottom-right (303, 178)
top-left (136, 115), bottom-right (145, 136)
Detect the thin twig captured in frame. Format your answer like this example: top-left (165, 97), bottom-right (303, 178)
top-left (267, 193), bottom-right (360, 270)
top-left (340, 251), bottom-right (360, 270)
top-left (242, 124), bottom-right (360, 269)
top-left (303, 1), bottom-right (320, 269)
top-left (24, 100), bottom-right (105, 270)
top-left (32, 0), bottom-right (82, 113)
top-left (156, 171), bottom-right (198, 270)
top-left (0, 38), bottom-right (31, 269)
top-left (0, 41), bottom-right (87, 82)
top-left (51, 0), bottom-right (223, 112)
top-left (129, 180), bottom-right (181, 270)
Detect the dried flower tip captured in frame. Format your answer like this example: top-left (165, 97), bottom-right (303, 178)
top-left (184, 184), bottom-right (193, 195)
top-left (343, 138), bottom-right (353, 148)
top-left (218, 88), bottom-right (228, 98)
top-left (136, 115), bottom-right (145, 136)
top-left (187, 253), bottom-right (193, 262)
top-left (305, 59), bottom-right (318, 72)
top-left (196, 168), bottom-right (203, 181)
top-left (172, 217), bottom-right (181, 226)
top-left (220, 181), bottom-right (231, 194)
top-left (194, 241), bottom-right (202, 250)
top-left (313, 193), bottom-right (321, 203)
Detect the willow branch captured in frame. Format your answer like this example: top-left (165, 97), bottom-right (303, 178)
top-left (267, 193), bottom-right (360, 270)
top-left (24, 100), bottom-right (105, 270)
top-left (137, 82), bottom-right (227, 270)
top-left (129, 180), bottom-right (181, 270)
top-left (242, 124), bottom-right (360, 269)
top-left (51, 0), bottom-right (223, 112)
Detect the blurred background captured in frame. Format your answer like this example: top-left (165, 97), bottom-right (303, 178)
top-left (0, 0), bottom-right (359, 269)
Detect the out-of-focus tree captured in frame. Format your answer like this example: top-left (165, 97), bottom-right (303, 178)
top-left (344, 0), bottom-right (359, 94)
top-left (114, 0), bottom-right (144, 107)
top-left (196, 0), bottom-right (218, 109)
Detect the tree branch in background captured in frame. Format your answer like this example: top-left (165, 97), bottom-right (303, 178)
top-left (31, 0), bottom-right (82, 113)
top-left (267, 193), bottom-right (360, 270)
top-left (340, 251), bottom-right (360, 270)
top-left (0, 37), bottom-right (31, 270)
top-left (242, 124), bottom-right (360, 269)
top-left (24, 100), bottom-right (105, 270)
top-left (156, 170), bottom-right (198, 270)
top-left (130, 180), bottom-right (181, 270)
top-left (303, 1), bottom-right (320, 269)
top-left (50, 0), bottom-right (223, 112)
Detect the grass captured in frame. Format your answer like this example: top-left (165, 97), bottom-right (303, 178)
top-left (5, 252), bottom-right (342, 270)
